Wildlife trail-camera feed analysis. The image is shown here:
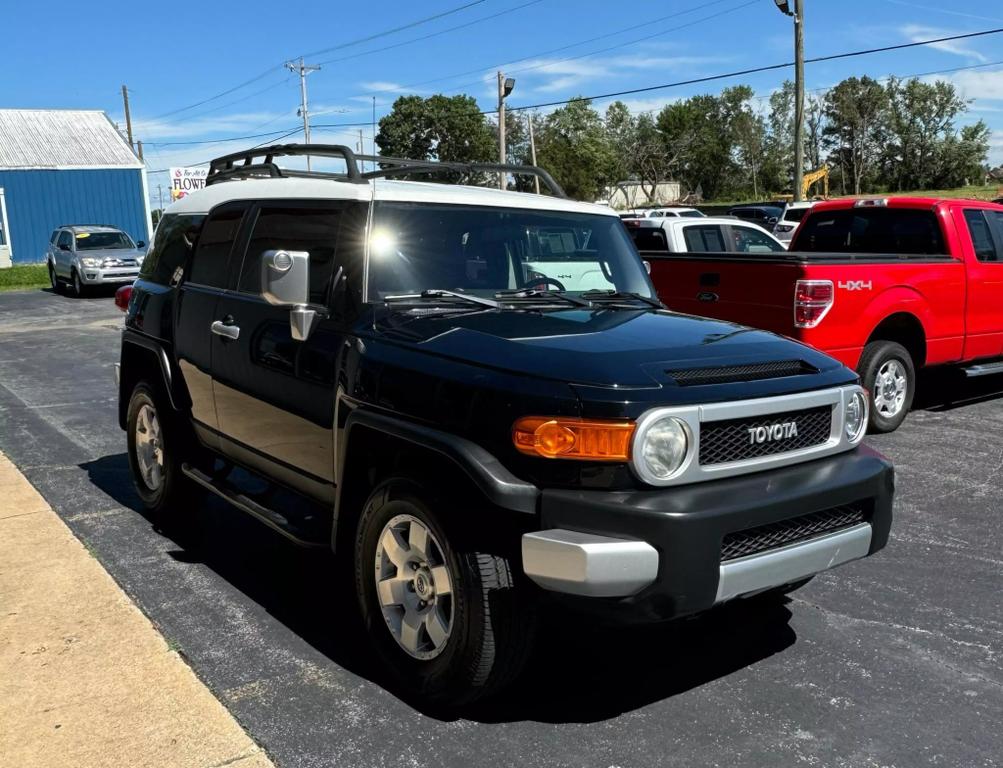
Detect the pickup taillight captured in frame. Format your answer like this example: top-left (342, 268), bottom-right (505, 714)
top-left (115, 284), bottom-right (133, 312)
top-left (794, 279), bottom-right (833, 328)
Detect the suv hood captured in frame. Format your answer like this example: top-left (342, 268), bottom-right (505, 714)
top-left (375, 308), bottom-right (844, 389)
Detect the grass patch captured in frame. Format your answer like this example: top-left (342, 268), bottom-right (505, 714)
top-left (0, 264), bottom-right (49, 292)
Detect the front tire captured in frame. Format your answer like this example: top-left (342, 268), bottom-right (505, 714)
top-left (126, 382), bottom-right (200, 525)
top-left (354, 483), bottom-right (534, 705)
top-left (49, 264), bottom-right (62, 293)
top-left (858, 340), bottom-right (915, 433)
top-left (70, 269), bottom-right (85, 298)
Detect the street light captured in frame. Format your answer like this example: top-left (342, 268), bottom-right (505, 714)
top-left (498, 72), bottom-right (516, 189)
top-left (774, 0), bottom-right (804, 200)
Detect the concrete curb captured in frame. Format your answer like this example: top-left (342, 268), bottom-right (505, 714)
top-left (0, 451), bottom-right (276, 768)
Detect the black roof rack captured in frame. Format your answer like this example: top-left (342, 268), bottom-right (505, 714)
top-left (205, 144), bottom-right (365, 186)
top-left (204, 143), bottom-right (566, 198)
top-left (355, 154), bottom-right (567, 199)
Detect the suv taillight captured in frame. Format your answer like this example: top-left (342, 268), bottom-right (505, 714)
top-left (115, 284), bottom-right (133, 312)
top-left (794, 279), bottom-right (833, 328)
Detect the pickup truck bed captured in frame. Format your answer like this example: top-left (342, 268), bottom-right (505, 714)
top-left (646, 197), bottom-right (1003, 431)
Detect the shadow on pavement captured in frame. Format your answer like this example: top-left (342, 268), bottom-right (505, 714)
top-left (914, 368), bottom-right (1003, 412)
top-left (80, 452), bottom-right (796, 725)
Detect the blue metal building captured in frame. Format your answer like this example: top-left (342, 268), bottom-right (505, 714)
top-left (0, 109), bottom-right (151, 266)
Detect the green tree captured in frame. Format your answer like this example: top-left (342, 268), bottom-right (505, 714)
top-left (881, 77), bottom-right (986, 190)
top-left (376, 94), bottom-right (496, 165)
top-left (535, 97), bottom-right (614, 201)
top-left (823, 76), bottom-right (888, 194)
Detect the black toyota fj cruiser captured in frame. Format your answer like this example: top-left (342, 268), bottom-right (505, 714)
top-left (118, 145), bottom-right (894, 704)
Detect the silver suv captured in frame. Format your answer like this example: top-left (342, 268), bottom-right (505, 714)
top-left (46, 225), bottom-right (146, 297)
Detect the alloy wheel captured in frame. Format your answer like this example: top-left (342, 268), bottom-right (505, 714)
top-left (134, 403), bottom-right (164, 491)
top-left (373, 514), bottom-right (454, 660)
top-left (873, 359), bottom-right (907, 418)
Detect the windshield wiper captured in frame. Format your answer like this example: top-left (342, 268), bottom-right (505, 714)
top-left (494, 288), bottom-right (590, 307)
top-left (384, 289), bottom-right (500, 309)
top-left (579, 289), bottom-right (663, 309)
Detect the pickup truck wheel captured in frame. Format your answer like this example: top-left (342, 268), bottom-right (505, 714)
top-left (355, 484), bottom-right (534, 705)
top-left (858, 341), bottom-right (915, 433)
top-left (126, 382), bottom-right (199, 525)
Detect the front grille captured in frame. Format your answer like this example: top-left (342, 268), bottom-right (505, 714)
top-left (101, 258), bottom-right (138, 267)
top-left (721, 504), bottom-right (867, 561)
top-left (699, 405), bottom-right (832, 465)
top-left (666, 360), bottom-right (817, 386)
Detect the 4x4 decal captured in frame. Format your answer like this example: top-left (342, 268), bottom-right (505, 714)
top-left (838, 280), bottom-right (873, 291)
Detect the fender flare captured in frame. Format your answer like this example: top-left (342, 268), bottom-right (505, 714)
top-left (860, 286), bottom-right (933, 347)
top-left (333, 409), bottom-right (539, 541)
top-left (119, 331), bottom-right (183, 419)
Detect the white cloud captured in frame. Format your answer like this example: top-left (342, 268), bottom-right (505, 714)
top-left (936, 68), bottom-right (1003, 101)
top-left (899, 24), bottom-right (989, 62)
top-left (127, 111), bottom-right (291, 141)
top-left (989, 130), bottom-right (1003, 164)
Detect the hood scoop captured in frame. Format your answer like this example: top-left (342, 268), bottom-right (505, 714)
top-left (665, 360), bottom-right (818, 386)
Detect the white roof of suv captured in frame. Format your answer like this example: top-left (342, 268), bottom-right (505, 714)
top-left (168, 176), bottom-right (617, 218)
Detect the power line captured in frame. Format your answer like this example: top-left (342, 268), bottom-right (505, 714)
top-left (149, 0), bottom-right (491, 120)
top-left (313, 0), bottom-right (545, 68)
top-left (299, 0), bottom-right (489, 59)
top-left (326, 0), bottom-right (743, 101)
top-left (144, 127), bottom-right (302, 147)
top-left (500, 26), bottom-right (1003, 114)
top-left (144, 126), bottom-right (304, 174)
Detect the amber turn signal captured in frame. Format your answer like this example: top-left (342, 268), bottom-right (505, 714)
top-left (512, 417), bottom-right (635, 461)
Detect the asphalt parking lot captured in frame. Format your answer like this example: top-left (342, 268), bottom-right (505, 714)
top-left (1, 287), bottom-right (1000, 768)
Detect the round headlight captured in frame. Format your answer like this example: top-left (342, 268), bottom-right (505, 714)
top-left (637, 416), bottom-right (689, 482)
top-left (845, 390), bottom-right (867, 442)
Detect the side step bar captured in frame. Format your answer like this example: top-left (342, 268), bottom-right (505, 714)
top-left (962, 361), bottom-right (1003, 378)
top-left (182, 464), bottom-right (328, 549)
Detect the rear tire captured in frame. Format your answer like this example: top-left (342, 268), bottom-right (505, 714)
top-left (858, 340), bottom-right (915, 433)
top-left (354, 483), bottom-right (534, 705)
top-left (126, 381), bottom-right (202, 526)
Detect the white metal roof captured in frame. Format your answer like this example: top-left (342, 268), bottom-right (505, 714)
top-left (167, 176), bottom-right (618, 218)
top-left (0, 109), bottom-right (142, 170)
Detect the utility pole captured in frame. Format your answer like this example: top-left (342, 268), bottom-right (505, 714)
top-left (497, 72), bottom-right (515, 189)
top-left (527, 114), bottom-right (540, 195)
top-left (793, 0), bottom-right (805, 201)
top-left (136, 140), bottom-right (144, 162)
top-left (157, 184), bottom-right (164, 211)
top-left (773, 0), bottom-right (805, 201)
top-left (285, 57), bottom-right (321, 170)
top-left (121, 85), bottom-right (134, 151)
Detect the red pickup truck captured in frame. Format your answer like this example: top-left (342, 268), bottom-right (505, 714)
top-left (649, 197), bottom-right (1003, 432)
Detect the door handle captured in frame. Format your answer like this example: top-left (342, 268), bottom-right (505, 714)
top-left (211, 319), bottom-right (240, 340)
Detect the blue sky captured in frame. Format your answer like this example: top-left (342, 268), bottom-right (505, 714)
top-left (3, 0), bottom-right (1002, 203)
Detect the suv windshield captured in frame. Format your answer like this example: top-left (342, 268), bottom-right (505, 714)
top-left (75, 231), bottom-right (134, 250)
top-left (793, 208), bottom-right (945, 254)
top-left (366, 202), bottom-right (654, 301)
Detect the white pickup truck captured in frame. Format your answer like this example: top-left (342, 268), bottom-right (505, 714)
top-left (623, 216), bottom-right (787, 253)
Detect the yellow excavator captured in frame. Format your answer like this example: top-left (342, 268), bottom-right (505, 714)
top-left (776, 166), bottom-right (829, 202)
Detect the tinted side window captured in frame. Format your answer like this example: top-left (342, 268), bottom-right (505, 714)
top-left (683, 225), bottom-right (726, 252)
top-left (238, 204), bottom-right (345, 304)
top-left (732, 226), bottom-right (784, 253)
top-left (140, 213), bottom-right (205, 283)
top-left (57, 231), bottom-right (73, 248)
top-left (49, 230), bottom-right (59, 244)
top-left (964, 210), bottom-right (997, 262)
top-left (630, 228), bottom-right (669, 251)
top-left (988, 212), bottom-right (1003, 261)
top-left (190, 204), bottom-right (247, 288)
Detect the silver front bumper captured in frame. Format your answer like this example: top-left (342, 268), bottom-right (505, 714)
top-left (522, 530), bottom-right (659, 597)
top-left (80, 269), bottom-right (139, 285)
top-left (715, 522), bottom-right (872, 602)
top-left (522, 522), bottom-right (873, 600)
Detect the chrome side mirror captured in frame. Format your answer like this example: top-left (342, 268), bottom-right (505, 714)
top-left (261, 249), bottom-right (317, 341)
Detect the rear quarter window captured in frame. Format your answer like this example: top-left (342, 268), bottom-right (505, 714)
top-left (140, 213), bottom-right (205, 284)
top-left (793, 208), bottom-right (946, 254)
